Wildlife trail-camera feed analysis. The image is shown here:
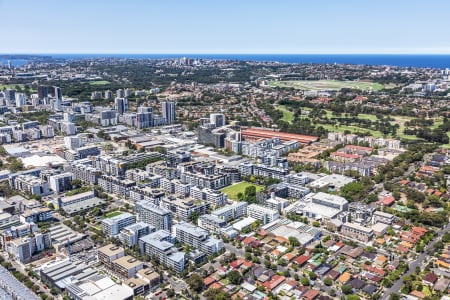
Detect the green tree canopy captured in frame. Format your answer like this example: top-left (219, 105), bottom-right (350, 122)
top-left (187, 273), bottom-right (204, 292)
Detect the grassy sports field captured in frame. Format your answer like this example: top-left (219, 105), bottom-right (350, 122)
top-left (268, 80), bottom-right (393, 91)
top-left (89, 80), bottom-right (111, 85)
top-left (221, 182), bottom-right (264, 200)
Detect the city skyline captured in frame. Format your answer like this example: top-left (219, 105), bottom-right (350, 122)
top-left (2, 0), bottom-right (450, 54)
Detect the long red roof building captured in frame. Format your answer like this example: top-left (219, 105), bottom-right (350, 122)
top-left (242, 128), bottom-right (319, 144)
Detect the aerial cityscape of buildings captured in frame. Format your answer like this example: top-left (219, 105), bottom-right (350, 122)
top-left (0, 46), bottom-right (449, 300)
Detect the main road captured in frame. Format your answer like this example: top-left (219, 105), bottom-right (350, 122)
top-left (381, 221), bottom-right (450, 299)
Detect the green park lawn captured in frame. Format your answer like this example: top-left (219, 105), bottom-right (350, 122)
top-left (89, 80), bottom-right (111, 85)
top-left (221, 182), bottom-right (264, 200)
top-left (440, 132), bottom-right (450, 149)
top-left (277, 105), bottom-right (294, 123)
top-left (275, 105), bottom-right (422, 141)
top-left (105, 211), bottom-right (122, 218)
top-left (268, 80), bottom-right (392, 91)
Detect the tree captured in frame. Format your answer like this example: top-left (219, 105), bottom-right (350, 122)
top-left (288, 236), bottom-right (300, 247)
top-left (340, 179), bottom-right (373, 202)
top-left (204, 288), bottom-right (231, 300)
top-left (189, 211), bottom-right (200, 225)
top-left (166, 289), bottom-right (175, 298)
top-left (187, 273), bottom-right (204, 292)
top-left (227, 270), bottom-right (243, 285)
top-left (329, 289), bottom-right (336, 297)
top-left (300, 277), bottom-right (310, 286)
top-left (389, 294), bottom-right (400, 300)
top-left (323, 277), bottom-right (332, 286)
top-left (71, 179), bottom-right (82, 188)
top-left (7, 157), bottom-right (24, 172)
top-left (341, 284), bottom-right (353, 294)
top-left (102, 143), bottom-right (114, 152)
top-left (382, 277), bottom-right (393, 288)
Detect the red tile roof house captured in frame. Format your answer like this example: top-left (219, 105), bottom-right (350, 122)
top-left (210, 282), bottom-right (223, 290)
top-left (411, 226), bottom-right (428, 236)
top-left (380, 195), bottom-right (395, 206)
top-left (362, 264), bottom-right (386, 277)
top-left (262, 275), bottom-right (286, 292)
top-left (396, 245), bottom-right (409, 254)
top-left (282, 252), bottom-right (297, 262)
top-left (410, 290), bottom-right (425, 299)
top-left (230, 259), bottom-right (245, 270)
top-left (204, 276), bottom-right (217, 287)
top-left (242, 236), bottom-right (256, 246)
top-left (302, 289), bottom-right (320, 300)
top-left (241, 261), bottom-right (253, 270)
top-left (294, 255), bottom-right (311, 267)
top-left (422, 272), bottom-right (438, 286)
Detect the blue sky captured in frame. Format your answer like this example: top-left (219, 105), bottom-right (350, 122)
top-left (2, 0), bottom-right (450, 54)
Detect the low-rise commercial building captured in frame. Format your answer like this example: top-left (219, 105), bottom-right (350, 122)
top-left (341, 222), bottom-right (374, 242)
top-left (97, 244), bottom-right (125, 268)
top-left (112, 255), bottom-right (144, 279)
top-left (372, 211), bottom-right (395, 225)
top-left (65, 273), bottom-right (134, 300)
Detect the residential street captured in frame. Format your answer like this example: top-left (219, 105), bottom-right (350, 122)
top-left (381, 221), bottom-right (450, 299)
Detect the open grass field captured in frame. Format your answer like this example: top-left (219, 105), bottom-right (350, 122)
top-left (277, 105), bottom-right (295, 123)
top-left (89, 80), bottom-right (111, 85)
top-left (105, 211), bottom-right (122, 218)
top-left (268, 80), bottom-right (391, 91)
top-left (0, 84), bottom-right (22, 90)
top-left (275, 106), bottom-right (422, 140)
top-left (440, 133), bottom-right (450, 149)
top-left (221, 182), bottom-right (264, 200)
top-left (0, 83), bottom-right (36, 93)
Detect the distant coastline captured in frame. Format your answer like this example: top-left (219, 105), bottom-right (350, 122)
top-left (2, 54), bottom-right (450, 69)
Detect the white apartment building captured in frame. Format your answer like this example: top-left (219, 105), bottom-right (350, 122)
top-left (247, 204), bottom-right (279, 225)
top-left (211, 202), bottom-right (247, 222)
top-left (102, 213), bottom-right (136, 237)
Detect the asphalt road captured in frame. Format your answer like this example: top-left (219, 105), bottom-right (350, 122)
top-left (224, 243), bottom-right (245, 257)
top-left (381, 221), bottom-right (450, 299)
top-left (163, 272), bottom-right (186, 293)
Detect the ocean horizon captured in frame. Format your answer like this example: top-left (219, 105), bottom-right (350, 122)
top-left (2, 54), bottom-right (450, 69)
